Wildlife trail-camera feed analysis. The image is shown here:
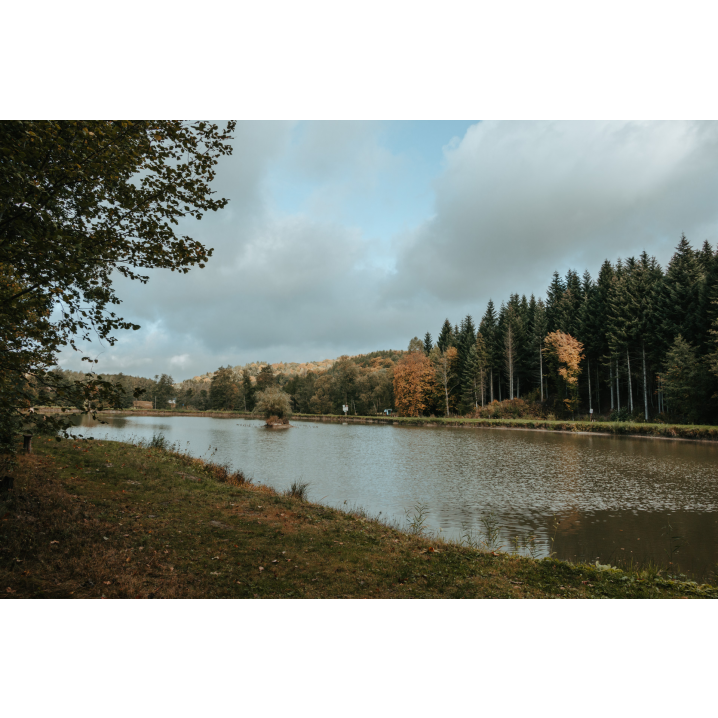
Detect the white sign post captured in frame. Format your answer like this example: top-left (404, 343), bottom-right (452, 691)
top-left (343, 404), bottom-right (349, 416)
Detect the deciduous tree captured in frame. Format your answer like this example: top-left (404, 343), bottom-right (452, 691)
top-left (393, 351), bottom-right (433, 417)
top-left (0, 120), bottom-right (235, 454)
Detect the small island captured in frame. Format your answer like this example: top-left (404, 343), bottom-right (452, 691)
top-left (255, 386), bottom-right (293, 428)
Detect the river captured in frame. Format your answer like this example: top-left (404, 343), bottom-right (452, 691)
top-left (70, 414), bottom-right (718, 581)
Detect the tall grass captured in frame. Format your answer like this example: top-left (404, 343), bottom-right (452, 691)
top-left (285, 481), bottom-right (310, 501)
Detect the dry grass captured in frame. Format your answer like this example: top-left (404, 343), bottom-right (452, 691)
top-left (1, 437), bottom-right (716, 599)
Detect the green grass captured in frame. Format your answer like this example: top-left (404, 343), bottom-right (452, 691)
top-left (290, 413), bottom-right (718, 441)
top-left (2, 436), bottom-right (716, 599)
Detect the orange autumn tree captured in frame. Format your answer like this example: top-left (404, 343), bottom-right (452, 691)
top-left (543, 331), bottom-right (584, 413)
top-left (393, 350), bottom-right (434, 417)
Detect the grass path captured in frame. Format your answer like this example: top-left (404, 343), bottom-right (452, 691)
top-left (1, 437), bottom-right (716, 599)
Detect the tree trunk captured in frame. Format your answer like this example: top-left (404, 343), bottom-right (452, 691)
top-left (596, 364), bottom-right (601, 414)
top-left (626, 348), bottom-right (633, 413)
top-left (641, 343), bottom-right (648, 421)
top-left (610, 362), bottom-right (614, 410)
top-left (588, 357), bottom-right (592, 412)
top-left (539, 347), bottom-right (543, 401)
top-left (490, 368), bottom-right (494, 403)
top-left (615, 359), bottom-right (621, 411)
top-left (444, 366), bottom-right (450, 418)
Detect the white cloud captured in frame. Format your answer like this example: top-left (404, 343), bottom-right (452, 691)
top-left (390, 121), bottom-right (718, 303)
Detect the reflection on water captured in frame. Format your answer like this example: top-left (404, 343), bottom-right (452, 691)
top-left (70, 415), bottom-right (718, 581)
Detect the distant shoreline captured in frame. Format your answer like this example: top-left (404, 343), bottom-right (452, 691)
top-left (39, 407), bottom-right (718, 443)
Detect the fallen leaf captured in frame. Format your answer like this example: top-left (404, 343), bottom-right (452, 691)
top-left (50, 540), bottom-right (59, 545)
top-left (259, 566), bottom-right (264, 572)
top-left (271, 559), bottom-right (278, 564)
top-left (104, 581), bottom-right (111, 585)
top-left (6, 587), bottom-right (16, 593)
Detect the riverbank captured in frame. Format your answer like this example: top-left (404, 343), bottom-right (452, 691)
top-left (79, 408), bottom-right (718, 442)
top-left (2, 437), bottom-right (715, 598)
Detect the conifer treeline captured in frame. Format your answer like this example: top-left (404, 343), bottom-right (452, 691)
top-left (418, 235), bottom-right (718, 422)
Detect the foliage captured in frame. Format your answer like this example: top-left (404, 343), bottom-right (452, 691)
top-left (209, 367), bottom-right (239, 410)
top-left (255, 386), bottom-right (293, 420)
top-left (393, 351), bottom-right (434, 417)
top-left (543, 331), bottom-right (584, 413)
top-left (0, 120), bottom-right (235, 454)
top-left (662, 335), bottom-right (702, 422)
top-left (255, 364), bottom-right (277, 392)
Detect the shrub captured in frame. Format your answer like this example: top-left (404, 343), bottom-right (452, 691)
top-left (255, 386), bottom-right (293, 420)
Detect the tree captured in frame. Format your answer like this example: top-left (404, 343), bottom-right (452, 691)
top-left (461, 342), bottom-right (483, 410)
top-left (255, 386), bottom-right (293, 422)
top-left (0, 120), bottom-right (235, 454)
top-left (152, 374), bottom-right (175, 409)
top-left (241, 369), bottom-right (256, 412)
top-left (545, 271), bottom-right (566, 333)
top-left (423, 332), bottom-right (433, 355)
top-left (531, 298), bottom-right (548, 400)
top-left (255, 364), bottom-right (277, 392)
top-left (209, 367), bottom-right (239, 410)
top-left (437, 319), bottom-right (454, 352)
top-left (662, 335), bottom-right (701, 422)
top-left (656, 234), bottom-right (702, 351)
top-left (543, 331), bottom-right (584, 413)
top-left (407, 336), bottom-right (424, 353)
top-left (393, 351), bottom-right (433, 417)
top-left (479, 300), bottom-right (499, 402)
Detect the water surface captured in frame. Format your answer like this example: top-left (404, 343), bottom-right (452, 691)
top-left (70, 415), bottom-right (718, 580)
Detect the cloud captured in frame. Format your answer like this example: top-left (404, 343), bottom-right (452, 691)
top-left (390, 121), bottom-right (718, 303)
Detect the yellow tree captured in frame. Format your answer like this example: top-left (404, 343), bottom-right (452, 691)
top-left (543, 331), bottom-right (584, 413)
top-left (393, 351), bottom-right (433, 417)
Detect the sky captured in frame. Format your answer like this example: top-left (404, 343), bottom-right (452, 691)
top-left (57, 120), bottom-right (718, 381)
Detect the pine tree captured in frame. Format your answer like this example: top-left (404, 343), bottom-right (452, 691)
top-left (456, 314), bottom-right (476, 410)
top-left (697, 243), bottom-right (718, 355)
top-left (475, 331), bottom-right (489, 407)
top-left (545, 271), bottom-right (566, 332)
top-left (657, 234), bottom-right (702, 351)
top-left (479, 301), bottom-right (498, 402)
top-left (531, 299), bottom-right (548, 400)
top-left (461, 343), bottom-right (480, 410)
top-left (423, 332), bottom-right (433, 355)
top-left (663, 334), bottom-right (701, 422)
top-left (437, 319), bottom-right (454, 352)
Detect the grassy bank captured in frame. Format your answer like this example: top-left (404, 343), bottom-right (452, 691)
top-left (292, 414), bottom-right (718, 442)
top-left (1, 437), bottom-right (716, 599)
